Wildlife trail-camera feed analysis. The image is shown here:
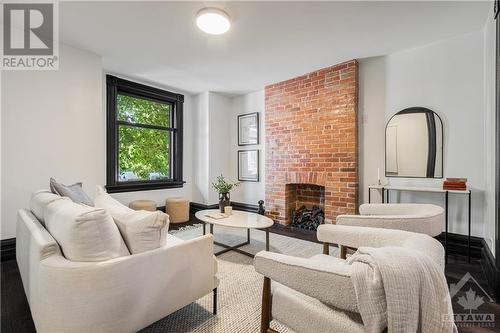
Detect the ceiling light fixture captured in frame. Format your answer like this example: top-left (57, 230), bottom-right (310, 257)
top-left (196, 7), bottom-right (231, 35)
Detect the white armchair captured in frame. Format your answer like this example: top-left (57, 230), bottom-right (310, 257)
top-left (337, 203), bottom-right (445, 237)
top-left (254, 224), bottom-right (444, 333)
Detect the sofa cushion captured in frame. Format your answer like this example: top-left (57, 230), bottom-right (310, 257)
top-left (44, 198), bottom-right (129, 261)
top-left (30, 190), bottom-right (63, 225)
top-left (94, 187), bottom-right (169, 254)
top-left (50, 178), bottom-right (93, 206)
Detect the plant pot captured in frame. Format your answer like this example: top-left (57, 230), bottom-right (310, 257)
top-left (219, 192), bottom-right (230, 213)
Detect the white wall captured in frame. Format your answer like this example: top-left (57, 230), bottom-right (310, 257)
top-left (207, 92), bottom-right (233, 204)
top-left (189, 90), bottom-right (265, 206)
top-left (191, 92), bottom-right (210, 204)
top-left (229, 91), bottom-right (265, 206)
top-left (1, 45), bottom-right (103, 239)
top-left (1, 44), bottom-right (195, 240)
top-left (483, 3), bottom-right (497, 254)
top-left (359, 30), bottom-right (486, 237)
top-left (358, 57), bottom-right (386, 204)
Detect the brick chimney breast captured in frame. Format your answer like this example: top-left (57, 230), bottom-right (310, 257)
top-left (265, 60), bottom-right (359, 225)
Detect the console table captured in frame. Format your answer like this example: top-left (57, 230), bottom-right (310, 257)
top-left (368, 185), bottom-right (472, 263)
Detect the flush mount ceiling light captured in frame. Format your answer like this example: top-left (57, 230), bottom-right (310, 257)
top-left (196, 7), bottom-right (231, 35)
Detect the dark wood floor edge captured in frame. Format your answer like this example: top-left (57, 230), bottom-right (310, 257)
top-left (1, 238), bottom-right (16, 262)
top-left (435, 232), bottom-right (483, 259)
top-left (480, 239), bottom-right (499, 302)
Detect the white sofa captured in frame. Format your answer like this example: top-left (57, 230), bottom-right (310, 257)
top-left (16, 207), bottom-right (218, 333)
top-left (254, 224), bottom-right (445, 333)
top-left (337, 203), bottom-right (445, 237)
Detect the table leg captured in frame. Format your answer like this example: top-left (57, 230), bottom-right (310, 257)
top-left (203, 223), bottom-right (206, 235)
top-left (368, 188), bottom-right (371, 203)
top-left (266, 229), bottom-right (270, 251)
top-left (468, 191), bottom-right (471, 263)
top-left (247, 228), bottom-right (251, 243)
top-left (210, 223), bottom-right (214, 234)
top-left (387, 189), bottom-right (390, 203)
top-left (381, 188), bottom-right (385, 203)
top-left (445, 191), bottom-right (449, 264)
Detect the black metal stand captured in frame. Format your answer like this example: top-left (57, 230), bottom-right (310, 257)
top-left (372, 185), bottom-right (472, 263)
top-left (203, 223), bottom-right (270, 258)
top-left (445, 191), bottom-right (449, 264)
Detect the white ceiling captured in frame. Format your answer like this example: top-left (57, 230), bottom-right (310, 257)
top-left (59, 1), bottom-right (490, 95)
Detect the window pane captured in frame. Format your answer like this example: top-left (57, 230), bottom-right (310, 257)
top-left (118, 125), bottom-right (170, 182)
top-left (117, 94), bottom-right (170, 127)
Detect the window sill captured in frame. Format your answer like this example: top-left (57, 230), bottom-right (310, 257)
top-left (105, 181), bottom-right (185, 193)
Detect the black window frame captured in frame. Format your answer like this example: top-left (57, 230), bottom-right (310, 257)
top-left (106, 75), bottom-right (184, 193)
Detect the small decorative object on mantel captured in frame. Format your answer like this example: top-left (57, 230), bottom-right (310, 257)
top-left (443, 178), bottom-right (467, 191)
top-left (258, 200), bottom-right (265, 215)
top-left (212, 175), bottom-right (240, 213)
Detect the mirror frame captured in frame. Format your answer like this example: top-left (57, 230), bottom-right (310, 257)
top-left (385, 107), bottom-right (444, 179)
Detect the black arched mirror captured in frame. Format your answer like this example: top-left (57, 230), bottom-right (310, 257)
top-left (385, 107), bottom-right (443, 178)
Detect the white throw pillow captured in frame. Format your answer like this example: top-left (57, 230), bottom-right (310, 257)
top-left (94, 186), bottom-right (169, 254)
top-left (44, 198), bottom-right (129, 261)
top-left (30, 190), bottom-right (63, 225)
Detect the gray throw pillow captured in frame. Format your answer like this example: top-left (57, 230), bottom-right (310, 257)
top-left (50, 178), bottom-right (94, 206)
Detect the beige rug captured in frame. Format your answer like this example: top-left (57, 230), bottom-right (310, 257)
top-left (140, 225), bottom-right (339, 333)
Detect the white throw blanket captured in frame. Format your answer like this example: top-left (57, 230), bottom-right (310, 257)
top-left (347, 247), bottom-right (457, 333)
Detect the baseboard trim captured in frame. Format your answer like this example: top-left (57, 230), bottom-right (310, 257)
top-left (480, 240), bottom-right (499, 301)
top-left (190, 202), bottom-right (218, 213)
top-left (435, 232), bottom-right (483, 259)
top-left (1, 238), bottom-right (16, 262)
top-left (189, 201), bottom-right (259, 214)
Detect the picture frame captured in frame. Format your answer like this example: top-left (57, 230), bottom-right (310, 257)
top-left (238, 150), bottom-right (259, 182)
top-left (238, 112), bottom-right (259, 146)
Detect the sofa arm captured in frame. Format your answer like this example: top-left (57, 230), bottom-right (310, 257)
top-left (254, 251), bottom-right (357, 312)
top-left (33, 234), bottom-right (217, 333)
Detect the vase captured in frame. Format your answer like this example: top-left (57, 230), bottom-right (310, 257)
top-left (219, 192), bottom-right (230, 213)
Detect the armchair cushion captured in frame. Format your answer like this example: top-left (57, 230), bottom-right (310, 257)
top-left (272, 283), bottom-right (364, 333)
top-left (254, 251), bottom-right (357, 312)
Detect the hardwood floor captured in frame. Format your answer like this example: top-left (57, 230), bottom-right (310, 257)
top-left (2, 214), bottom-right (499, 332)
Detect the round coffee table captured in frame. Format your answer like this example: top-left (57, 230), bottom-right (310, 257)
top-left (195, 209), bottom-right (274, 257)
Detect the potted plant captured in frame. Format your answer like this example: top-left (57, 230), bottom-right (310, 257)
top-left (212, 175), bottom-right (240, 213)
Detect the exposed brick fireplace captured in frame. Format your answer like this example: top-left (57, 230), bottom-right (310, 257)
top-left (265, 60), bottom-right (358, 225)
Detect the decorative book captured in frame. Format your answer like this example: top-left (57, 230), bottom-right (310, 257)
top-left (205, 212), bottom-right (228, 219)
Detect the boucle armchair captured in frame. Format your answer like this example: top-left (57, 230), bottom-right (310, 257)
top-left (337, 203), bottom-right (445, 237)
top-left (254, 224), bottom-right (444, 333)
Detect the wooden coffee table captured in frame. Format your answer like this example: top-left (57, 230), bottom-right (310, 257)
top-left (195, 209), bottom-right (274, 257)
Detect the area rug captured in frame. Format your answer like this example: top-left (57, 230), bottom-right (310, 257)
top-left (140, 225), bottom-right (339, 333)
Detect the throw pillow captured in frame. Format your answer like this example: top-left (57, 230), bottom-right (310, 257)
top-left (94, 186), bottom-right (169, 254)
top-left (30, 190), bottom-right (63, 225)
top-left (44, 198), bottom-right (129, 261)
top-left (50, 177), bottom-right (93, 206)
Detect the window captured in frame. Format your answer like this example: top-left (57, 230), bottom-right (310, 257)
top-left (106, 75), bottom-right (184, 192)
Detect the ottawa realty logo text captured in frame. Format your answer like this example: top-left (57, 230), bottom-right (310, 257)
top-left (1, 2), bottom-right (59, 70)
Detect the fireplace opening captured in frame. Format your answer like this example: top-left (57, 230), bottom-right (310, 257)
top-left (285, 183), bottom-right (325, 230)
